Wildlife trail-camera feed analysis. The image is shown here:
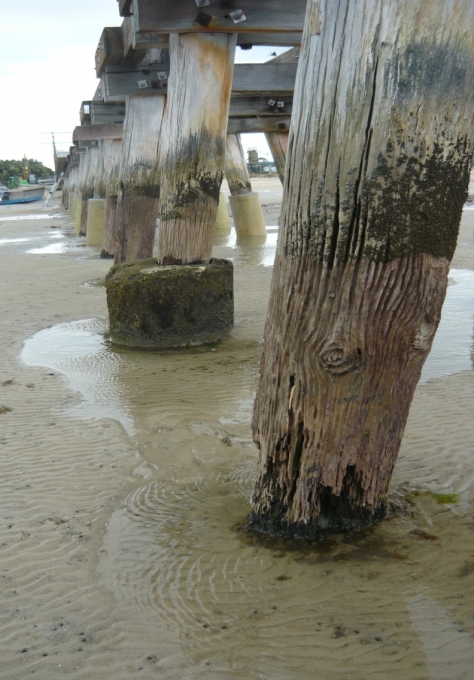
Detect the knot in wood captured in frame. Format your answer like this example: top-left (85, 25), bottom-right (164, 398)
top-left (410, 316), bottom-right (437, 354)
top-left (319, 344), bottom-right (362, 376)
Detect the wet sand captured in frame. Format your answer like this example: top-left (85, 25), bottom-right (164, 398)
top-left (0, 180), bottom-right (473, 678)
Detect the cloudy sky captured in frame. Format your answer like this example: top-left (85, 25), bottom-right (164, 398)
top-left (0, 0), bottom-right (285, 171)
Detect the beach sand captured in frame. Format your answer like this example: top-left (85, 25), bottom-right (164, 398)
top-left (0, 179), bottom-right (473, 679)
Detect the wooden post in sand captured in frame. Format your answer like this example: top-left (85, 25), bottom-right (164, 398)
top-left (108, 33), bottom-right (237, 348)
top-left (156, 33), bottom-right (236, 264)
top-left (264, 132), bottom-right (288, 186)
top-left (113, 94), bottom-right (165, 264)
top-left (101, 138), bottom-right (123, 258)
top-left (249, 0), bottom-right (474, 537)
top-left (225, 134), bottom-right (266, 238)
top-left (77, 146), bottom-right (100, 236)
top-left (66, 166), bottom-right (78, 217)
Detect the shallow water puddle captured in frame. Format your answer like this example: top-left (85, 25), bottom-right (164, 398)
top-left (22, 319), bottom-right (135, 435)
top-left (0, 237), bottom-right (40, 246)
top-left (214, 227), bottom-right (278, 267)
top-left (0, 213), bottom-right (62, 221)
top-left (21, 269), bottom-right (473, 428)
top-left (26, 232), bottom-right (95, 255)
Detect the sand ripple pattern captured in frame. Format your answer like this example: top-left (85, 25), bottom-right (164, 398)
top-left (100, 438), bottom-right (474, 679)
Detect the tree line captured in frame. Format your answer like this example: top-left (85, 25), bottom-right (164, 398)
top-left (0, 159), bottom-right (54, 184)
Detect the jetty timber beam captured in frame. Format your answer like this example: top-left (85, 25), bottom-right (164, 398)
top-left (121, 0), bottom-right (305, 45)
top-left (73, 124), bottom-right (123, 143)
top-left (249, 0), bottom-right (474, 537)
top-left (100, 62), bottom-right (297, 101)
top-left (84, 99), bottom-right (292, 135)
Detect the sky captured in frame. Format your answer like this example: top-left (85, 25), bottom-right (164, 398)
top-left (0, 0), bottom-right (286, 170)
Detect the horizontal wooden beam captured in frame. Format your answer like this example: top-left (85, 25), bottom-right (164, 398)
top-left (227, 117), bottom-right (291, 134)
top-left (102, 21), bottom-right (300, 74)
top-left (128, 0), bottom-right (305, 37)
top-left (81, 101), bottom-right (127, 126)
top-left (100, 61), bottom-right (296, 102)
top-left (81, 95), bottom-right (292, 125)
top-left (119, 0), bottom-right (133, 17)
top-left (229, 96), bottom-right (293, 118)
top-left (73, 124), bottom-right (124, 143)
top-left (95, 28), bottom-right (124, 77)
top-left (126, 31), bottom-right (302, 51)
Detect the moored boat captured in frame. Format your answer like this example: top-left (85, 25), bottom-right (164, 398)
top-left (0, 185), bottom-right (44, 205)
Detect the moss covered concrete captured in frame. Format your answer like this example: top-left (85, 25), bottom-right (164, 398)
top-left (105, 258), bottom-right (234, 348)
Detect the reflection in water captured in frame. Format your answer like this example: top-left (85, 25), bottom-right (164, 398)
top-left (214, 227), bottom-right (278, 267)
top-left (27, 241), bottom-right (93, 255)
top-left (21, 319), bottom-right (135, 435)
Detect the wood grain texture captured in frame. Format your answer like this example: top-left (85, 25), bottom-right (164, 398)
top-left (250, 0), bottom-right (474, 536)
top-left (73, 124), bottom-right (123, 143)
top-left (101, 62), bottom-right (296, 101)
top-left (95, 27), bottom-right (124, 77)
top-left (265, 132), bottom-right (288, 185)
top-left (119, 0), bottom-right (132, 17)
top-left (114, 94), bottom-right (165, 263)
top-left (225, 135), bottom-right (252, 196)
top-left (102, 195), bottom-right (118, 259)
top-left (131, 0), bottom-right (305, 35)
top-left (227, 117), bottom-right (290, 134)
top-left (77, 146), bottom-right (100, 236)
top-left (122, 31), bottom-right (302, 50)
top-left (157, 33), bottom-right (236, 265)
top-left (96, 139), bottom-right (122, 257)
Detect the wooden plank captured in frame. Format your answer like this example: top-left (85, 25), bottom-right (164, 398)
top-left (91, 102), bottom-right (126, 125)
top-left (95, 28), bottom-right (124, 77)
top-left (232, 63), bottom-right (296, 94)
top-left (73, 124), bottom-right (124, 143)
top-left (124, 32), bottom-right (301, 50)
top-left (237, 33), bottom-right (302, 47)
top-left (119, 0), bottom-right (132, 17)
top-left (229, 96), bottom-right (293, 117)
top-left (80, 101), bottom-right (92, 126)
top-left (101, 62), bottom-right (296, 101)
top-left (131, 0), bottom-right (305, 36)
top-left (227, 117), bottom-right (291, 134)
top-left (82, 101), bottom-right (126, 125)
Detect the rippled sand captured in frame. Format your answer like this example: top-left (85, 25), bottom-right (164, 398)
top-left (0, 189), bottom-right (473, 678)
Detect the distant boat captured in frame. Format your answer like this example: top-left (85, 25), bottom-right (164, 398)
top-left (0, 185), bottom-right (44, 205)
